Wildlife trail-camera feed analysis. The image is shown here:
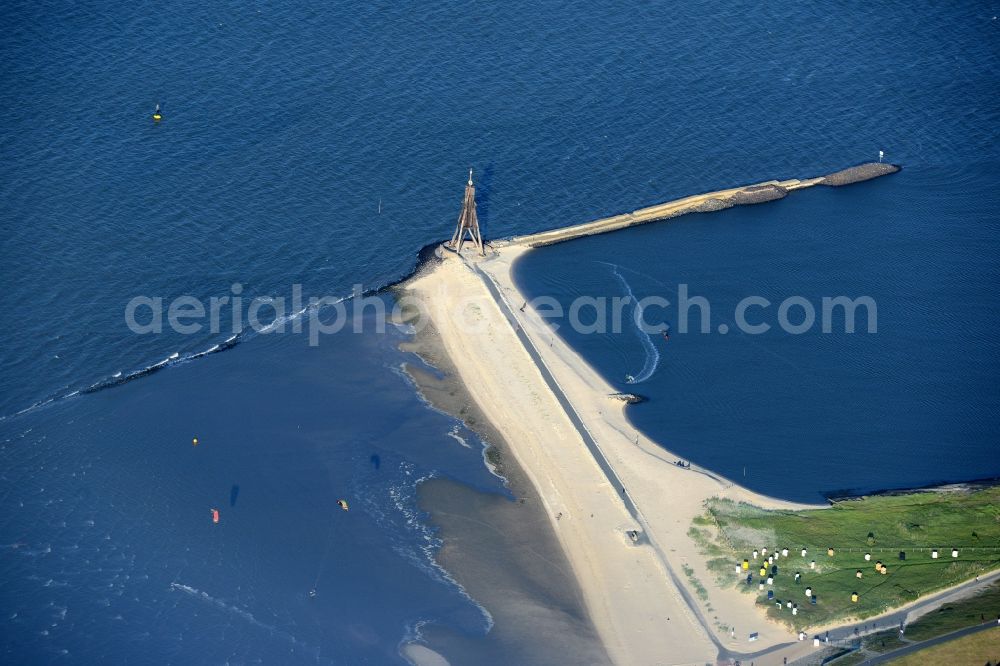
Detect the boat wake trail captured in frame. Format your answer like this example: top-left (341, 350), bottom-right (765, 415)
top-left (606, 263), bottom-right (661, 384)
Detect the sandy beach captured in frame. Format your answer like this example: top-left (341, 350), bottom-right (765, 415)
top-left (399, 312), bottom-right (611, 666)
top-left (398, 156), bottom-right (988, 664)
top-left (403, 243), bottom-right (833, 665)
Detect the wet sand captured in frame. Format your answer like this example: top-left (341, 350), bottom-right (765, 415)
top-left (400, 254), bottom-right (729, 664)
top-left (390, 161), bottom-right (991, 666)
top-left (397, 313), bottom-right (609, 666)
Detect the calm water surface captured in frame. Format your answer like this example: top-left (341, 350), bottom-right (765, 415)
top-left (2, 0), bottom-right (997, 661)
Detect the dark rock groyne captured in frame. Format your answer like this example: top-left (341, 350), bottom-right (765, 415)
top-left (730, 183), bottom-right (788, 205)
top-left (505, 161), bottom-right (900, 248)
top-left (822, 162), bottom-right (901, 186)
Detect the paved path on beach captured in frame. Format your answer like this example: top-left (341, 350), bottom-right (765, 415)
top-left (814, 569), bottom-right (1000, 650)
top-left (471, 252), bottom-right (1000, 665)
top-left (473, 260), bottom-right (740, 658)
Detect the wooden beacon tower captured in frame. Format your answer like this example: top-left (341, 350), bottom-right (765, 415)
top-left (449, 169), bottom-right (485, 255)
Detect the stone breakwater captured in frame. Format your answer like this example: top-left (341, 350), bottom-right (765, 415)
top-left (504, 162), bottom-right (900, 248)
top-left (821, 161), bottom-right (901, 186)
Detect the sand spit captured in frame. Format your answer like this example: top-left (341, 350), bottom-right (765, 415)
top-left (396, 314), bottom-right (610, 666)
top-left (403, 248), bottom-right (819, 664)
top-left (396, 163), bottom-right (933, 665)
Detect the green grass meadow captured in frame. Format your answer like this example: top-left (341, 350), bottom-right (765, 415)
top-left (694, 487), bottom-right (1000, 630)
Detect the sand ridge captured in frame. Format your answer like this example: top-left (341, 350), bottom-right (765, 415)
top-left (405, 247), bottom-right (818, 664)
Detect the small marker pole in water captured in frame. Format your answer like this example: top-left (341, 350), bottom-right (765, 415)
top-left (878, 150), bottom-right (884, 163)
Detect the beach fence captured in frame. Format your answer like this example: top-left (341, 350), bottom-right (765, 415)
top-left (784, 546), bottom-right (1000, 555)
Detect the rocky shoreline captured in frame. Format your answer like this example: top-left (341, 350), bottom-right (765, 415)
top-left (508, 161), bottom-right (901, 248)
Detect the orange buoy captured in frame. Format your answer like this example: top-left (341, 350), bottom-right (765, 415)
top-left (211, 508), bottom-right (220, 523)
top-left (337, 499), bottom-right (349, 512)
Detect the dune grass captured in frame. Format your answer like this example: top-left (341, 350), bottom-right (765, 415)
top-left (887, 627), bottom-right (1000, 665)
top-left (698, 487), bottom-right (1000, 630)
top-left (825, 583), bottom-right (1000, 664)
top-left (904, 580), bottom-right (1000, 641)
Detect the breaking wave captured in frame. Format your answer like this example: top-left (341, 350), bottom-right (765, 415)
top-left (2, 289), bottom-right (364, 422)
top-left (2, 240), bottom-right (447, 423)
top-left (168, 581), bottom-right (312, 651)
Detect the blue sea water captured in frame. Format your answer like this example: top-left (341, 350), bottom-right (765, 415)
top-left (1, 0), bottom-right (998, 661)
top-left (511, 5), bottom-right (1000, 502)
top-left (0, 306), bottom-right (504, 663)
top-left (515, 173), bottom-right (1000, 502)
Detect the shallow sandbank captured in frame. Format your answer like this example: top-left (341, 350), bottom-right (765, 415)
top-left (397, 310), bottom-right (609, 666)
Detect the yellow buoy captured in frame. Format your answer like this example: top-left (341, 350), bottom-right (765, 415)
top-left (851, 592), bottom-right (859, 603)
top-left (192, 437), bottom-right (198, 446)
top-left (152, 103), bottom-right (162, 122)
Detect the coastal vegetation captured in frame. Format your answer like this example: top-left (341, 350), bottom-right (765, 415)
top-left (834, 627), bottom-right (1000, 666)
top-left (903, 580), bottom-right (1000, 641)
top-left (886, 628), bottom-right (1000, 666)
top-left (681, 563), bottom-right (710, 603)
top-left (827, 581), bottom-right (1000, 665)
top-left (691, 487), bottom-right (1000, 630)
